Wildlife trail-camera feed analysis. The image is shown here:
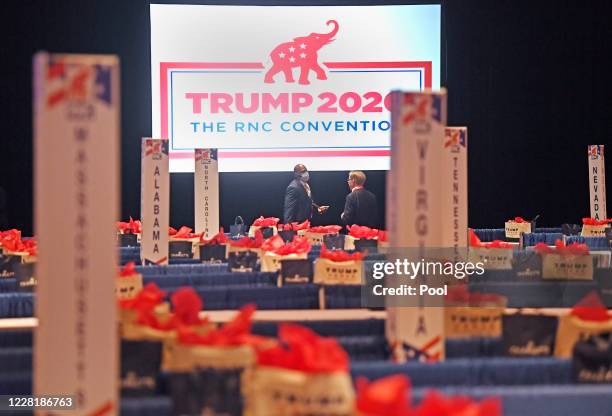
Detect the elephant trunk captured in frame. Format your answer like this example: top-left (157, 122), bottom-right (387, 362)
top-left (322, 20), bottom-right (339, 40)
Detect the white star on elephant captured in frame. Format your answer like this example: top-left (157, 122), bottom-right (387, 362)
top-left (279, 52), bottom-right (286, 58)
top-left (300, 43), bottom-right (307, 49)
top-left (299, 53), bottom-right (306, 58)
top-left (289, 56), bottom-right (296, 62)
top-left (288, 46), bottom-right (295, 52)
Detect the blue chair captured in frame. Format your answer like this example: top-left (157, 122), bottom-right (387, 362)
top-left (565, 236), bottom-right (610, 250)
top-left (522, 232), bottom-right (563, 247)
top-left (351, 357), bottom-right (571, 387)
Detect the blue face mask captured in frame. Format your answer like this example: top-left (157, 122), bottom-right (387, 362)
top-left (299, 172), bottom-right (309, 182)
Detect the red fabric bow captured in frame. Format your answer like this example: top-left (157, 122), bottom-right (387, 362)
top-left (117, 217), bottom-right (142, 234)
top-left (377, 230), bottom-right (389, 242)
top-left (320, 244), bottom-right (364, 262)
top-left (252, 216), bottom-right (280, 227)
top-left (582, 218), bottom-right (611, 226)
top-left (230, 230), bottom-right (264, 248)
top-left (347, 225), bottom-right (380, 239)
top-left (509, 217), bottom-right (526, 223)
top-left (278, 220), bottom-right (310, 231)
top-left (169, 226), bottom-right (203, 239)
top-left (178, 304), bottom-right (267, 346)
top-left (356, 375), bottom-right (412, 416)
top-left (200, 227), bottom-right (229, 245)
top-left (119, 262), bottom-right (137, 277)
top-left (468, 229), bottom-right (513, 249)
top-left (534, 240), bottom-right (589, 256)
top-left (413, 391), bottom-right (502, 416)
top-left (309, 225), bottom-right (342, 234)
top-left (571, 291), bottom-right (610, 322)
top-left (257, 324), bottom-right (349, 373)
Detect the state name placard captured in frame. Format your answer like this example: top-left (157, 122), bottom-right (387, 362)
top-left (34, 52), bottom-right (119, 415)
top-left (385, 89), bottom-right (447, 363)
top-left (141, 138), bottom-right (170, 265)
top-left (194, 149), bottom-right (219, 240)
top-left (588, 145), bottom-right (607, 220)
top-left (442, 127), bottom-right (468, 254)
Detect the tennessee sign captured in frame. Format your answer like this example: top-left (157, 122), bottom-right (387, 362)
top-left (151, 4), bottom-right (441, 172)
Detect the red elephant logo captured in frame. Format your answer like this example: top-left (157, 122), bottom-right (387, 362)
top-left (264, 20), bottom-right (339, 85)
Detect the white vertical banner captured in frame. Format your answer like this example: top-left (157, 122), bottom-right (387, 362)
top-left (194, 149), bottom-right (219, 239)
top-left (141, 138), bottom-right (170, 265)
top-left (34, 53), bottom-right (119, 415)
top-left (386, 89), bottom-right (447, 363)
top-left (442, 127), bottom-right (468, 253)
top-left (588, 145), bottom-right (607, 220)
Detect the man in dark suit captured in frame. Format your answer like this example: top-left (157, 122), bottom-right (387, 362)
top-left (341, 171), bottom-right (379, 228)
top-left (283, 164), bottom-right (329, 223)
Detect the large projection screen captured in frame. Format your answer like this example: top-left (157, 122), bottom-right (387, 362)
top-left (151, 4), bottom-right (441, 172)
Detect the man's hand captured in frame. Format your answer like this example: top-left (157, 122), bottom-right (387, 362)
top-left (317, 205), bottom-right (330, 214)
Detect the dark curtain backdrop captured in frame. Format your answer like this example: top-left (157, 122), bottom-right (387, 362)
top-left (1, 0), bottom-right (611, 235)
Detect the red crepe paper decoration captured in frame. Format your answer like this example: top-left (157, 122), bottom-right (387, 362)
top-left (347, 225), bottom-right (380, 239)
top-left (278, 220), bottom-right (310, 231)
top-left (571, 291), bottom-right (610, 322)
top-left (468, 229), bottom-right (513, 249)
top-left (200, 227), bottom-right (229, 245)
top-left (122, 284), bottom-right (208, 330)
top-left (509, 217), bottom-right (526, 223)
top-left (119, 282), bottom-right (166, 312)
top-left (274, 236), bottom-right (311, 256)
top-left (534, 240), bottom-right (589, 256)
top-left (261, 235), bottom-right (286, 252)
top-left (320, 244), bottom-right (364, 262)
top-left (414, 391), bottom-right (502, 416)
top-left (0, 229), bottom-right (21, 247)
top-left (169, 226), bottom-right (203, 239)
top-left (582, 218), bottom-right (612, 226)
top-left (0, 229), bottom-right (37, 256)
top-left (230, 230), bottom-right (264, 248)
top-left (117, 217), bottom-right (142, 234)
top-left (308, 225), bottom-right (342, 234)
top-left (356, 375), bottom-right (412, 416)
top-left (257, 324), bottom-right (349, 373)
top-left (119, 262), bottom-right (137, 277)
top-left (356, 374), bottom-right (501, 416)
top-left (262, 235), bottom-right (311, 255)
top-left (178, 304), bottom-right (267, 346)
top-left (171, 287), bottom-right (204, 326)
top-left (377, 230), bottom-right (389, 242)
top-left (252, 216), bottom-right (280, 227)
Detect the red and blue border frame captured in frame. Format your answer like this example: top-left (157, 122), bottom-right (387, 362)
top-left (159, 61), bottom-right (432, 159)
